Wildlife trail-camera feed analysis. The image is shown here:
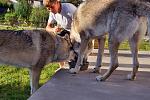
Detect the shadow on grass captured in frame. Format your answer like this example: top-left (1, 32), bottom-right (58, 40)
top-left (0, 64), bottom-right (59, 100)
top-left (0, 84), bottom-right (30, 100)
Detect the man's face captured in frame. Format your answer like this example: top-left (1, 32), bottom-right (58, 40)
top-left (46, 1), bottom-right (60, 14)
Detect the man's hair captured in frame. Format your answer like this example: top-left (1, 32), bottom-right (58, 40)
top-left (43, 0), bottom-right (58, 7)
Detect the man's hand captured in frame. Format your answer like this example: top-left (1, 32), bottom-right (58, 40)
top-left (54, 25), bottom-right (63, 33)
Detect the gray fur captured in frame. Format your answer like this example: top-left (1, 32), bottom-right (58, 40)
top-left (0, 29), bottom-right (75, 94)
top-left (69, 0), bottom-right (149, 81)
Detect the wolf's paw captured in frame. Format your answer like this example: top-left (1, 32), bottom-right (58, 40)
top-left (96, 75), bottom-right (104, 81)
top-left (69, 68), bottom-right (79, 74)
top-left (92, 67), bottom-right (101, 73)
top-left (127, 74), bottom-right (136, 80)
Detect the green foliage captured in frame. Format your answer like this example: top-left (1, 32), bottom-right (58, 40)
top-left (29, 7), bottom-right (49, 28)
top-left (0, 0), bottom-right (8, 7)
top-left (0, 0), bottom-right (14, 11)
top-left (14, 0), bottom-right (32, 20)
top-left (4, 12), bottom-right (18, 26)
top-left (0, 1), bottom-right (48, 28)
top-left (0, 13), bottom-right (4, 20)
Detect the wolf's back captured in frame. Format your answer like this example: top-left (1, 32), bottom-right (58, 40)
top-left (128, 0), bottom-right (150, 17)
top-left (0, 30), bottom-right (55, 67)
top-left (0, 30), bottom-right (35, 49)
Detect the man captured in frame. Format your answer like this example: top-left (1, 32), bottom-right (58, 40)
top-left (43, 0), bottom-right (77, 67)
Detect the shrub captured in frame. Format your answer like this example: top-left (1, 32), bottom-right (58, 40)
top-left (0, 13), bottom-right (5, 20)
top-left (0, 0), bottom-right (14, 11)
top-left (0, 0), bottom-right (8, 7)
top-left (4, 12), bottom-right (18, 26)
top-left (29, 7), bottom-right (49, 28)
top-left (14, 0), bottom-right (32, 20)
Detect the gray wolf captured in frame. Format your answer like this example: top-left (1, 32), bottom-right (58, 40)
top-left (0, 29), bottom-right (75, 94)
top-left (69, 0), bottom-right (150, 81)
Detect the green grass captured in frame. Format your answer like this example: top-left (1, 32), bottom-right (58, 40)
top-left (103, 38), bottom-right (150, 51)
top-left (119, 40), bottom-right (150, 51)
top-left (0, 64), bottom-right (59, 100)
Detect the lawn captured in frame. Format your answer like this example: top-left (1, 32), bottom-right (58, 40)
top-left (0, 64), bottom-right (59, 100)
top-left (94, 37), bottom-right (150, 51)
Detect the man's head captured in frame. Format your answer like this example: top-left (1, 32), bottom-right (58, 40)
top-left (43, 0), bottom-right (61, 14)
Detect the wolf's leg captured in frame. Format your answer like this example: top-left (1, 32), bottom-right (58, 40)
top-left (70, 37), bottom-right (90, 74)
top-left (84, 40), bottom-right (94, 60)
top-left (128, 33), bottom-right (140, 80)
top-left (93, 36), bottom-right (106, 73)
top-left (80, 40), bottom-right (94, 71)
top-left (29, 66), bottom-right (42, 94)
top-left (96, 37), bottom-right (119, 81)
top-left (127, 16), bottom-right (147, 80)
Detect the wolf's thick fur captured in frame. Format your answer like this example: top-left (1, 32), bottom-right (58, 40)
top-left (70, 0), bottom-right (150, 81)
top-left (0, 29), bottom-right (74, 94)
